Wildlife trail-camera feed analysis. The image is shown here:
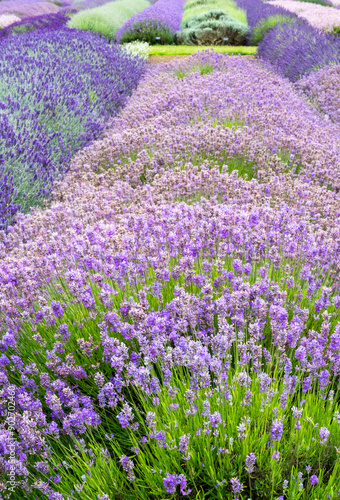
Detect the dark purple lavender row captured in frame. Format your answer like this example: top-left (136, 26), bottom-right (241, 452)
top-left (236, 0), bottom-right (296, 28)
top-left (235, 0), bottom-right (340, 82)
top-left (258, 18), bottom-right (340, 81)
top-left (116, 0), bottom-right (184, 43)
top-left (0, 12), bottom-right (68, 38)
top-left (0, 27), bottom-right (146, 231)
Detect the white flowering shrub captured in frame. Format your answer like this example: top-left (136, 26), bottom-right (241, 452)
top-left (122, 41), bottom-right (150, 60)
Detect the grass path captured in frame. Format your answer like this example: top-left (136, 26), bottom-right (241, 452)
top-left (149, 44), bottom-right (257, 56)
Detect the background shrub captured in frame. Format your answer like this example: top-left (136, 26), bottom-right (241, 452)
top-left (120, 18), bottom-right (176, 44)
top-left (177, 9), bottom-right (248, 45)
top-left (116, 0), bottom-right (184, 44)
top-left (122, 40), bottom-right (150, 59)
top-left (250, 14), bottom-right (295, 45)
top-left (297, 0), bottom-right (334, 6)
top-left (183, 0), bottom-right (247, 24)
top-left (67, 0), bottom-right (149, 39)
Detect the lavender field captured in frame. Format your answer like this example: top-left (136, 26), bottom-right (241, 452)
top-left (0, 0), bottom-right (340, 499)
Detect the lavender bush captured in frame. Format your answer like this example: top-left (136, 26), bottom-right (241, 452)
top-left (235, 0), bottom-right (296, 28)
top-left (257, 18), bottom-right (340, 81)
top-left (234, 0), bottom-right (296, 43)
top-left (0, 12), bottom-right (68, 38)
top-left (0, 53), bottom-right (340, 499)
top-left (116, 0), bottom-right (184, 44)
top-left (0, 28), bottom-right (145, 230)
top-left (294, 64), bottom-right (340, 123)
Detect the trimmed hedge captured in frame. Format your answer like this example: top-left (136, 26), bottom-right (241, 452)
top-left (177, 9), bottom-right (248, 45)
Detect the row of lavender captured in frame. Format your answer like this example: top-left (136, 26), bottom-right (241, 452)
top-left (115, 0), bottom-right (184, 43)
top-left (0, 28), bottom-right (146, 231)
top-left (234, 0), bottom-right (340, 110)
top-left (0, 0), bottom-right (118, 24)
top-left (1, 50), bottom-right (340, 499)
top-left (268, 0), bottom-right (340, 32)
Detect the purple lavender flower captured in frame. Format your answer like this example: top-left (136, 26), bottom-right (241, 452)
top-left (310, 474), bottom-right (319, 485)
top-left (245, 452), bottom-right (257, 473)
top-left (209, 411), bottom-right (222, 428)
top-left (270, 419), bottom-right (284, 441)
top-left (230, 476), bottom-right (244, 494)
top-left (178, 434), bottom-right (190, 457)
top-left (117, 403), bottom-right (135, 429)
top-left (119, 455), bottom-right (135, 481)
top-left (163, 474), bottom-right (178, 494)
top-left (163, 473), bottom-right (191, 495)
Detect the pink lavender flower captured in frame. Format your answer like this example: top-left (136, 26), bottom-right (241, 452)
top-left (319, 427), bottom-right (330, 444)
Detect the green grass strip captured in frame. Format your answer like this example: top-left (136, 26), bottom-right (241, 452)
top-left (149, 45), bottom-right (257, 56)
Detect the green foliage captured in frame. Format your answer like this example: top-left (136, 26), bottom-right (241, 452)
top-left (297, 0), bottom-right (335, 6)
top-left (174, 63), bottom-right (215, 78)
top-left (333, 25), bottom-right (340, 36)
top-left (183, 0), bottom-right (247, 25)
top-left (67, 0), bottom-right (149, 39)
top-left (120, 19), bottom-right (175, 45)
top-left (177, 10), bottom-right (248, 46)
top-left (251, 15), bottom-right (295, 46)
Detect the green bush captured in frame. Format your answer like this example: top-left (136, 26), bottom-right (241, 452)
top-left (297, 0), bottom-right (335, 6)
top-left (250, 14), bottom-right (295, 45)
top-left (183, 0), bottom-right (247, 25)
top-left (177, 10), bottom-right (248, 46)
top-left (120, 19), bottom-right (175, 45)
top-left (67, 0), bottom-right (149, 39)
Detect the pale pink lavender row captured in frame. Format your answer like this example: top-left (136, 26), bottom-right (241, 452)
top-left (268, 0), bottom-right (340, 31)
top-left (295, 64), bottom-right (340, 124)
top-left (0, 0), bottom-right (59, 17)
